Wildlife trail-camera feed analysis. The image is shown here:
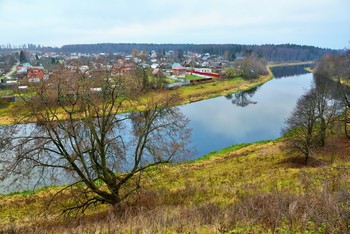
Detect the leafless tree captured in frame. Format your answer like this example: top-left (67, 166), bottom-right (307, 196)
top-left (314, 51), bottom-right (350, 138)
top-left (234, 54), bottom-right (268, 79)
top-left (284, 89), bottom-right (318, 165)
top-left (314, 79), bottom-right (342, 146)
top-left (284, 83), bottom-right (342, 165)
top-left (0, 66), bottom-right (191, 214)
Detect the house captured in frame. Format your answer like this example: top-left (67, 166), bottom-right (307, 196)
top-left (0, 62), bottom-right (5, 70)
top-left (151, 63), bottom-right (159, 69)
top-left (122, 64), bottom-right (137, 76)
top-left (194, 68), bottom-right (212, 73)
top-left (112, 62), bottom-right (137, 76)
top-left (152, 68), bottom-right (163, 78)
top-left (140, 63), bottom-right (150, 69)
top-left (27, 66), bottom-right (45, 82)
top-left (171, 63), bottom-right (186, 77)
top-left (17, 62), bottom-right (32, 79)
top-left (201, 61), bottom-right (210, 67)
top-left (189, 67), bottom-right (220, 78)
top-left (79, 65), bottom-right (89, 73)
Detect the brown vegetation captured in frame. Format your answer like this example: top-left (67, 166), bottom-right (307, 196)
top-left (1, 134), bottom-right (350, 233)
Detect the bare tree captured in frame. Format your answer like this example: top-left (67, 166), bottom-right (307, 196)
top-left (341, 86), bottom-right (350, 138)
top-left (314, 51), bottom-right (350, 138)
top-left (284, 89), bottom-right (318, 165)
top-left (284, 82), bottom-right (342, 164)
top-left (314, 79), bottom-right (342, 146)
top-left (0, 66), bottom-right (191, 213)
top-left (234, 54), bottom-right (268, 79)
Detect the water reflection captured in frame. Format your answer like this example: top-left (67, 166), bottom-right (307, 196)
top-left (270, 64), bottom-right (312, 78)
top-left (225, 86), bottom-right (259, 107)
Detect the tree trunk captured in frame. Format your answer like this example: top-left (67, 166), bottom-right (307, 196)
top-left (304, 152), bottom-right (309, 165)
top-left (345, 107), bottom-right (350, 139)
top-left (318, 118), bottom-right (326, 146)
top-left (111, 197), bottom-right (123, 213)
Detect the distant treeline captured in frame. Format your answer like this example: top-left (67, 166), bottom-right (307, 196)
top-left (1, 43), bottom-right (339, 62)
top-left (58, 43), bottom-right (338, 62)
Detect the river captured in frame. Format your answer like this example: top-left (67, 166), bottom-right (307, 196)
top-left (0, 65), bottom-right (313, 193)
top-left (181, 65), bottom-right (313, 159)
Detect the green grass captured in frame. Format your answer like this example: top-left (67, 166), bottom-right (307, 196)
top-left (0, 89), bottom-right (13, 97)
top-left (333, 76), bottom-right (350, 87)
top-left (164, 77), bottom-right (177, 84)
top-left (193, 139), bottom-right (279, 163)
top-left (4, 185), bottom-right (62, 197)
top-left (184, 75), bottom-right (204, 81)
top-left (193, 143), bottom-right (251, 163)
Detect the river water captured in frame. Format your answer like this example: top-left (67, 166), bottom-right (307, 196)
top-left (0, 65), bottom-right (313, 193)
top-left (181, 66), bottom-right (313, 159)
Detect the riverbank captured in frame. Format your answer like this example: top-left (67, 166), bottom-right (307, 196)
top-left (1, 132), bottom-right (350, 233)
top-left (178, 69), bottom-right (273, 105)
top-left (0, 69), bottom-right (273, 125)
top-left (268, 61), bottom-right (314, 68)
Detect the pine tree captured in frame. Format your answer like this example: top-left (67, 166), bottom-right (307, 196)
top-left (19, 50), bottom-right (27, 63)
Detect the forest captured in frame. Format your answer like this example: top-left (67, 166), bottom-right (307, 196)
top-left (59, 43), bottom-right (339, 62)
top-left (0, 43), bottom-right (339, 62)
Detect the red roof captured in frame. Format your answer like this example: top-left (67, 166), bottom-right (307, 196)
top-left (172, 65), bottom-right (186, 70)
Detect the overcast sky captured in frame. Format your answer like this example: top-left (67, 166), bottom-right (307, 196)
top-left (0, 0), bottom-right (349, 49)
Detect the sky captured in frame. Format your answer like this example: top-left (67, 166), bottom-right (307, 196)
top-left (0, 0), bottom-right (349, 49)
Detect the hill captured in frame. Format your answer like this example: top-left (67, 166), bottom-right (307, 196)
top-left (1, 133), bottom-right (350, 233)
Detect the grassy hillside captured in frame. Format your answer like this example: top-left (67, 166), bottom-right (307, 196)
top-left (1, 132), bottom-right (350, 233)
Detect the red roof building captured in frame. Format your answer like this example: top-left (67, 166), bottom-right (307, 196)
top-left (27, 67), bottom-right (44, 82)
top-left (171, 63), bottom-right (186, 77)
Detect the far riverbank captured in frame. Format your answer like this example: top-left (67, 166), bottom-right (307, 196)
top-left (0, 68), bottom-right (274, 125)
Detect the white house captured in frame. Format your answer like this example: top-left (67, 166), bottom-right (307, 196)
top-left (194, 68), bottom-right (212, 73)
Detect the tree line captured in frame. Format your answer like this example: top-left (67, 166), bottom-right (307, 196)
top-left (1, 43), bottom-right (339, 62)
top-left (59, 43), bottom-right (338, 62)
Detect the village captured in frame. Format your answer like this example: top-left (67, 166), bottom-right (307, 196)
top-left (0, 49), bottom-right (234, 101)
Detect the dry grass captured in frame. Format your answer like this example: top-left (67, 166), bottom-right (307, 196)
top-left (1, 136), bottom-right (350, 233)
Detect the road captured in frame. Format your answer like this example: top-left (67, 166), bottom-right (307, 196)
top-left (4, 62), bottom-right (19, 79)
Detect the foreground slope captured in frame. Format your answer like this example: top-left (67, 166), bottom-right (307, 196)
top-left (1, 134), bottom-right (350, 233)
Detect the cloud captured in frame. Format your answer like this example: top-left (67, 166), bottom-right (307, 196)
top-left (0, 0), bottom-right (349, 48)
